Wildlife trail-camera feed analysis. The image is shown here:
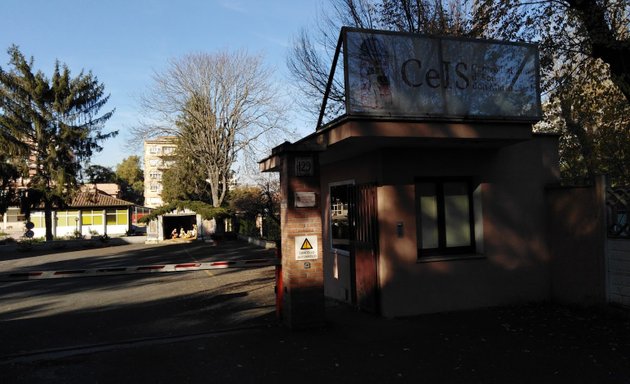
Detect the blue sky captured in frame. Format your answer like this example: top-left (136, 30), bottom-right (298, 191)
top-left (1, 0), bottom-right (326, 168)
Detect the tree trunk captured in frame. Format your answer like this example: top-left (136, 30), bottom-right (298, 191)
top-left (567, 0), bottom-right (630, 103)
top-left (44, 199), bottom-right (53, 242)
top-left (560, 98), bottom-right (595, 179)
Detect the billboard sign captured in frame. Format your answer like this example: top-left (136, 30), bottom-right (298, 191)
top-left (344, 28), bottom-right (541, 121)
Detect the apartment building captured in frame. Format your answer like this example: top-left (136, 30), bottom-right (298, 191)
top-left (143, 136), bottom-right (177, 208)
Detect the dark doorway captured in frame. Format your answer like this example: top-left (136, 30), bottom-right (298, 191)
top-left (162, 215), bottom-right (196, 239)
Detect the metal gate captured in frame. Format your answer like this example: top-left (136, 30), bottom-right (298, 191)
top-left (349, 183), bottom-right (380, 313)
top-left (606, 185), bottom-right (630, 306)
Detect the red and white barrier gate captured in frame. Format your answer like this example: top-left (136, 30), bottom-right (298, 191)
top-left (0, 258), bottom-right (279, 281)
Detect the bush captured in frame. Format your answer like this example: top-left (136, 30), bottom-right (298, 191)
top-left (263, 219), bottom-right (280, 241)
top-left (238, 218), bottom-right (258, 237)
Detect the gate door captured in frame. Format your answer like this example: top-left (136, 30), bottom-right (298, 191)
top-left (350, 183), bottom-right (380, 313)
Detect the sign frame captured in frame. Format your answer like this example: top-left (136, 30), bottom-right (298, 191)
top-left (295, 235), bottom-right (318, 260)
top-left (294, 192), bottom-right (317, 208)
top-left (341, 27), bottom-right (542, 123)
top-left (295, 156), bottom-right (314, 177)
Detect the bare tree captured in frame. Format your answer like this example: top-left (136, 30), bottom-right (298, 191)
top-left (134, 50), bottom-right (292, 207)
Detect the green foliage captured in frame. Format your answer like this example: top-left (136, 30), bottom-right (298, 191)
top-left (229, 185), bottom-right (265, 219)
top-left (536, 54), bottom-right (630, 186)
top-left (235, 215), bottom-right (280, 241)
top-left (263, 217), bottom-right (280, 241)
top-left (0, 153), bottom-right (19, 214)
top-left (237, 218), bottom-right (259, 237)
top-left (229, 182), bottom-right (280, 240)
top-left (0, 45), bottom-right (116, 240)
top-left (475, 0), bottom-right (630, 185)
top-left (115, 156), bottom-right (144, 205)
top-left (84, 164), bottom-right (116, 183)
top-left (116, 155), bottom-right (143, 185)
top-left (138, 200), bottom-right (230, 224)
top-left (160, 151), bottom-right (213, 204)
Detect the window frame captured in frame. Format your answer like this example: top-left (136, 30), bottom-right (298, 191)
top-left (81, 210), bottom-right (104, 226)
top-left (415, 178), bottom-right (476, 258)
top-left (329, 180), bottom-right (355, 255)
top-left (106, 209), bottom-right (129, 225)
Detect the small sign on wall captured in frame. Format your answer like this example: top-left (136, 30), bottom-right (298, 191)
top-left (295, 156), bottom-right (314, 177)
top-left (295, 235), bottom-right (318, 260)
top-left (295, 192), bottom-right (317, 208)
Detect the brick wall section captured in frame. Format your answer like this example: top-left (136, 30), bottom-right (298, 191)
top-left (279, 152), bottom-right (325, 329)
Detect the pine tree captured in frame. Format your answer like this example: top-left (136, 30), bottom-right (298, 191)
top-left (0, 45), bottom-right (116, 240)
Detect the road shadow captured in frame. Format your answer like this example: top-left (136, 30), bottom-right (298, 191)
top-left (0, 268), bottom-right (277, 357)
top-left (0, 239), bottom-right (276, 274)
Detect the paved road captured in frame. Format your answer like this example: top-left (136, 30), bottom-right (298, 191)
top-left (0, 239), bottom-right (276, 272)
top-left (0, 240), bottom-right (278, 358)
top-left (2, 240), bottom-right (629, 383)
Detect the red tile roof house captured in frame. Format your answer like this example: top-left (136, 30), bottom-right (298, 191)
top-left (27, 188), bottom-right (135, 239)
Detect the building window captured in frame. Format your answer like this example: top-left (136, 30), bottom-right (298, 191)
top-left (416, 179), bottom-right (475, 257)
top-left (149, 159), bottom-right (159, 166)
top-left (149, 171), bottom-right (161, 180)
top-left (150, 183), bottom-right (159, 192)
top-left (30, 213), bottom-right (45, 228)
top-left (106, 209), bottom-right (128, 225)
top-left (57, 210), bottom-right (79, 227)
top-left (6, 207), bottom-right (25, 223)
top-left (149, 146), bottom-right (161, 154)
top-left (330, 182), bottom-right (353, 252)
top-left (163, 146), bottom-right (176, 155)
top-left (81, 210), bottom-right (104, 226)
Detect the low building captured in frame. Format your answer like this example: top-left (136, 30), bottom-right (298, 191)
top-left (28, 189), bottom-right (134, 239)
top-left (260, 28), bottom-right (568, 326)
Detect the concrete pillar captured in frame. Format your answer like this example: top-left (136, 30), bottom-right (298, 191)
top-left (102, 210), bottom-right (107, 236)
top-left (52, 211), bottom-right (57, 238)
top-left (278, 151), bottom-right (325, 329)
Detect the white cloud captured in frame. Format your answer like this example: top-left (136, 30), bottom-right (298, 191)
top-left (219, 1), bottom-right (247, 13)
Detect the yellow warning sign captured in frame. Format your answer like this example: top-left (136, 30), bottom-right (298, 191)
top-left (300, 238), bottom-right (313, 250)
top-left (295, 235), bottom-right (318, 260)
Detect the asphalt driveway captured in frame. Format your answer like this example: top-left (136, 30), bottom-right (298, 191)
top-left (1, 239), bottom-right (629, 383)
top-left (0, 239), bottom-right (276, 273)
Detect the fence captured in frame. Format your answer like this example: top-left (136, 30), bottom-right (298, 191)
top-left (606, 184), bottom-right (630, 306)
top-left (607, 186), bottom-right (629, 238)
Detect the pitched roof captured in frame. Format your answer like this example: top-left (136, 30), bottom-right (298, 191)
top-left (71, 191), bottom-right (134, 207)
